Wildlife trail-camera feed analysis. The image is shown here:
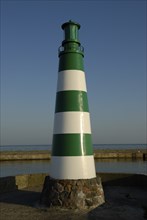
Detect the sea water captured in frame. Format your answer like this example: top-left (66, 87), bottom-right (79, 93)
top-left (0, 144), bottom-right (146, 177)
top-left (0, 158), bottom-right (146, 177)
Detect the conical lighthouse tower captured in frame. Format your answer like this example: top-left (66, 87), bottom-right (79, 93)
top-left (51, 20), bottom-right (96, 179)
top-left (41, 20), bottom-right (104, 210)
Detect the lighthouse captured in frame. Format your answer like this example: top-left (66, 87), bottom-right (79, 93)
top-left (51, 20), bottom-right (96, 179)
top-left (40, 20), bottom-right (104, 209)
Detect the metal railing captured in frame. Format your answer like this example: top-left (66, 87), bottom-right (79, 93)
top-left (58, 45), bottom-right (84, 55)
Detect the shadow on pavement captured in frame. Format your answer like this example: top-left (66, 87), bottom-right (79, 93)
top-left (0, 189), bottom-right (41, 207)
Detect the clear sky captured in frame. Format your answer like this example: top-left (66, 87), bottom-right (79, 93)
top-left (1, 0), bottom-right (146, 145)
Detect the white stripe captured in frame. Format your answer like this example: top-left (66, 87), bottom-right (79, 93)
top-left (53, 112), bottom-right (91, 134)
top-left (57, 70), bottom-right (87, 91)
top-left (50, 156), bottom-right (96, 179)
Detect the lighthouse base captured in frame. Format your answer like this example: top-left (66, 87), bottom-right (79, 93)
top-left (40, 176), bottom-right (105, 210)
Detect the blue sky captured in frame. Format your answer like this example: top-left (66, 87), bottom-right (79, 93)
top-left (1, 0), bottom-right (146, 145)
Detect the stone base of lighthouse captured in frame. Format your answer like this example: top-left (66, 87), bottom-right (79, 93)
top-left (40, 175), bottom-right (105, 210)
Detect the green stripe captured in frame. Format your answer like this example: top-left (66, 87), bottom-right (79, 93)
top-left (59, 53), bottom-right (84, 71)
top-left (55, 91), bottom-right (89, 113)
top-left (52, 134), bottom-right (93, 156)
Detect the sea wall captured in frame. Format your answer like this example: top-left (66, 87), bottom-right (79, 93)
top-left (0, 150), bottom-right (146, 161)
top-left (0, 173), bottom-right (46, 193)
top-left (0, 151), bottom-right (51, 161)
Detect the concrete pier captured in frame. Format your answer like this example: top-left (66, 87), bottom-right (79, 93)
top-left (0, 151), bottom-right (51, 161)
top-left (1, 173), bottom-right (147, 220)
top-left (0, 149), bottom-right (146, 161)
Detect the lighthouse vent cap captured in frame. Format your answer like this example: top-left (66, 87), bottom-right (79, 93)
top-left (62, 20), bottom-right (81, 30)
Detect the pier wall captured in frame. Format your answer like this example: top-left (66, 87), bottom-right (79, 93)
top-left (0, 150), bottom-right (146, 161)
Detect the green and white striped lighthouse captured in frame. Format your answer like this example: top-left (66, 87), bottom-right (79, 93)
top-left (41, 21), bottom-right (104, 209)
top-left (50, 20), bottom-right (96, 179)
